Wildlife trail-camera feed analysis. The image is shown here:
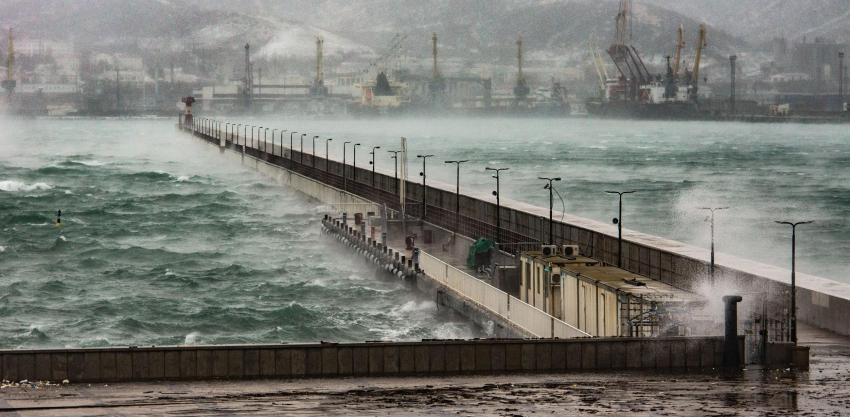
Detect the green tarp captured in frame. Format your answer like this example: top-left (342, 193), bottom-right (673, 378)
top-left (466, 238), bottom-right (495, 268)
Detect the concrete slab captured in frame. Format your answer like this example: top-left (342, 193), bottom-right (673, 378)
top-left (398, 346), bottom-right (415, 373)
top-left (212, 350), bottom-right (228, 377)
top-left (274, 349), bottom-right (291, 377)
top-left (429, 345), bottom-right (446, 373)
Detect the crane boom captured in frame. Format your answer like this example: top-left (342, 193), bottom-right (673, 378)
top-left (590, 43), bottom-right (606, 91)
top-left (692, 25), bottom-right (707, 86)
top-left (614, 0), bottom-right (631, 46)
top-left (673, 24), bottom-right (684, 76)
top-left (5, 28), bottom-right (14, 81)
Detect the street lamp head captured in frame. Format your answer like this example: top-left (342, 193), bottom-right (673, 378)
top-left (313, 135), bottom-right (319, 139)
top-left (301, 134), bottom-right (306, 138)
top-left (492, 191), bottom-right (498, 196)
top-left (355, 143), bottom-right (361, 146)
top-left (326, 138), bottom-right (333, 142)
top-left (344, 141), bottom-right (351, 145)
top-left (555, 177), bottom-right (561, 181)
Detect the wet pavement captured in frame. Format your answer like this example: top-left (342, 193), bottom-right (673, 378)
top-left (1, 325), bottom-right (848, 416)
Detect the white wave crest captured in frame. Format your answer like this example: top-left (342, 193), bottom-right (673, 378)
top-left (0, 181), bottom-right (53, 192)
top-left (71, 160), bottom-right (105, 166)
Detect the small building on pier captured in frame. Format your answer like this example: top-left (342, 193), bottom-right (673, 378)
top-left (520, 247), bottom-right (704, 337)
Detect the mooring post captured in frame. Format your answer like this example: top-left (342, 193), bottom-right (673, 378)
top-left (723, 295), bottom-right (743, 367)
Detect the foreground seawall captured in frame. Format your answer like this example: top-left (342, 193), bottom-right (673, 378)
top-left (0, 336), bottom-right (745, 383)
top-left (184, 124), bottom-right (850, 337)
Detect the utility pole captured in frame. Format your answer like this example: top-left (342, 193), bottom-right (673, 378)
top-left (730, 55), bottom-right (737, 115)
top-left (486, 167), bottom-right (510, 243)
top-left (540, 177), bottom-right (562, 245)
top-left (838, 52), bottom-right (844, 111)
top-left (699, 206), bottom-right (728, 284)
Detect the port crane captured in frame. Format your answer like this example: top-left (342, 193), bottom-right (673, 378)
top-left (673, 24), bottom-right (685, 76)
top-left (2, 28), bottom-right (15, 99)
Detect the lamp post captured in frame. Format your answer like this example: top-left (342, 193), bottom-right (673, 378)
top-left (300, 134), bottom-right (306, 164)
top-left (775, 220), bottom-right (813, 345)
top-left (312, 136), bottom-right (319, 167)
top-left (225, 123), bottom-right (230, 142)
top-left (290, 132), bottom-right (297, 160)
top-left (605, 190), bottom-right (636, 268)
top-left (540, 177), bottom-right (562, 245)
top-left (486, 167), bottom-right (509, 243)
top-left (417, 155), bottom-right (435, 219)
top-left (446, 160), bottom-right (469, 231)
top-left (699, 206), bottom-right (729, 284)
top-left (353, 143), bottom-right (361, 183)
top-left (325, 138), bottom-right (333, 171)
top-left (343, 141), bottom-right (352, 191)
top-left (279, 130), bottom-right (287, 157)
top-left (369, 146), bottom-right (381, 187)
top-left (388, 150), bottom-right (401, 195)
top-left (243, 124), bottom-right (248, 146)
top-left (264, 128), bottom-right (269, 152)
top-left (271, 129), bottom-right (278, 154)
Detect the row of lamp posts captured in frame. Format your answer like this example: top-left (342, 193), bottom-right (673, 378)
top-left (192, 119), bottom-right (812, 344)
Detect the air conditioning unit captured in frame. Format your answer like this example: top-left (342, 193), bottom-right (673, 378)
top-left (541, 245), bottom-right (558, 256)
top-left (551, 273), bottom-right (562, 285)
top-left (561, 245), bottom-right (580, 257)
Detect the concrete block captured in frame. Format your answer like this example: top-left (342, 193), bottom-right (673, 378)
top-left (685, 340), bottom-right (700, 368)
top-left (408, 346), bottom-right (426, 373)
top-left (18, 354), bottom-right (35, 381)
top-left (610, 341), bottom-right (626, 369)
top-left (700, 339), bottom-right (714, 368)
top-left (656, 341), bottom-right (671, 368)
top-left (596, 342), bottom-right (612, 369)
top-left (491, 344), bottom-right (506, 371)
top-left (671, 341), bottom-right (686, 368)
top-left (50, 353), bottom-right (67, 381)
top-left (399, 346), bottom-right (415, 373)
top-left (100, 352), bottom-right (116, 381)
top-left (368, 347), bottom-right (384, 374)
top-left (116, 352), bottom-right (133, 380)
top-left (626, 341), bottom-right (641, 368)
top-left (244, 349), bottom-right (260, 377)
top-left (196, 350), bottom-right (212, 379)
top-left (382, 346), bottom-right (399, 374)
top-left (213, 350), bottom-right (229, 377)
top-left (180, 350), bottom-right (198, 378)
top-left (67, 353), bottom-right (84, 382)
top-left (228, 349), bottom-right (245, 377)
top-left (132, 352), bottom-right (149, 380)
top-left (352, 347), bottom-right (369, 375)
top-left (83, 353), bottom-right (100, 381)
top-left (550, 343), bottom-right (566, 370)
top-left (460, 345), bottom-right (476, 372)
top-left (566, 343), bottom-right (582, 370)
top-left (581, 343), bottom-right (596, 369)
top-left (35, 353), bottom-right (52, 381)
top-left (274, 349), bottom-right (291, 376)
top-left (476, 344), bottom-right (493, 372)
top-left (521, 344), bottom-right (536, 371)
top-left (291, 349), bottom-right (306, 376)
top-left (640, 341), bottom-right (656, 369)
top-left (429, 345), bottom-right (446, 373)
top-left (445, 344), bottom-right (461, 372)
top-left (3, 354), bottom-right (19, 382)
top-left (258, 350), bottom-right (274, 377)
top-left (535, 343), bottom-right (551, 371)
top-left (337, 347), bottom-right (353, 375)
top-left (164, 351), bottom-right (180, 378)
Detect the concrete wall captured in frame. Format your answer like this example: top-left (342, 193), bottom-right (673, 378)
top-left (0, 336), bottom-right (742, 383)
top-left (192, 127), bottom-right (850, 337)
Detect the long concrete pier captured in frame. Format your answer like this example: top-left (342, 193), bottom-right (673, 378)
top-left (185, 119), bottom-right (850, 338)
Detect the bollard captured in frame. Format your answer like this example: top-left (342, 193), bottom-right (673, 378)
top-left (342, 212), bottom-right (347, 226)
top-left (723, 295), bottom-right (743, 368)
top-left (382, 231), bottom-right (387, 247)
top-left (371, 226), bottom-right (376, 241)
top-left (361, 221), bottom-right (366, 236)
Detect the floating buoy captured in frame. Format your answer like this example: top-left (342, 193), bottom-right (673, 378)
top-left (56, 210), bottom-right (61, 226)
